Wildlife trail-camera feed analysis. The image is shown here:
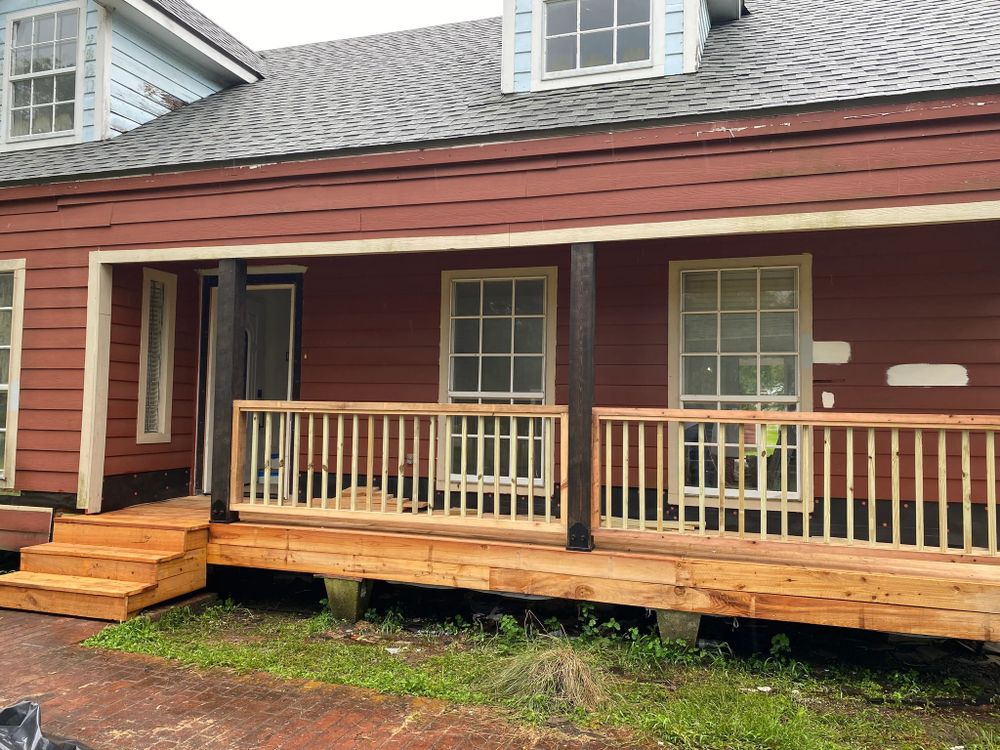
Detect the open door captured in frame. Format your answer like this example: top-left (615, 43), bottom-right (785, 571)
top-left (197, 279), bottom-right (300, 494)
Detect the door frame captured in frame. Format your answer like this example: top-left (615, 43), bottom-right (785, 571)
top-left (194, 273), bottom-right (304, 495)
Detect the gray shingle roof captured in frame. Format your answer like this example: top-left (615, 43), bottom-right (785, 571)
top-left (145, 0), bottom-right (266, 76)
top-left (3, 0), bottom-right (1000, 187)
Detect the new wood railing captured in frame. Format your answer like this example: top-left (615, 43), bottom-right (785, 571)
top-left (230, 401), bottom-right (568, 533)
top-left (593, 408), bottom-right (1000, 556)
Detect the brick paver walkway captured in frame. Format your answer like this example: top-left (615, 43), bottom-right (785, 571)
top-left (0, 610), bottom-right (645, 750)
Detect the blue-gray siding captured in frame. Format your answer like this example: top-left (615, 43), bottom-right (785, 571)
top-left (108, 13), bottom-right (228, 136)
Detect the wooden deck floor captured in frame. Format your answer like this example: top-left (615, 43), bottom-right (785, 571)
top-left (14, 497), bottom-right (1000, 639)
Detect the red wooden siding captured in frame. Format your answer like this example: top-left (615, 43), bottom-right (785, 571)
top-left (104, 265), bottom-right (199, 477)
top-left (0, 93), bottom-right (999, 494)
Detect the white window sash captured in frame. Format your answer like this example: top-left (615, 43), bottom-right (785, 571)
top-left (542, 0), bottom-right (654, 77)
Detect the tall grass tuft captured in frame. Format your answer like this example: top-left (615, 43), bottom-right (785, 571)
top-left (488, 641), bottom-right (609, 711)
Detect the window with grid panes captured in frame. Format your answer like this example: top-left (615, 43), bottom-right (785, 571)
top-left (544, 0), bottom-right (652, 74)
top-left (8, 7), bottom-right (80, 140)
top-left (0, 273), bottom-right (13, 475)
top-left (680, 267), bottom-right (801, 498)
top-left (447, 276), bottom-right (548, 486)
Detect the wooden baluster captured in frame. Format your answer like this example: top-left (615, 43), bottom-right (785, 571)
top-left (493, 417), bottom-right (501, 518)
top-left (737, 423), bottom-right (746, 539)
top-left (891, 428), bottom-right (901, 548)
top-left (526, 417), bottom-right (536, 522)
top-left (381, 415), bottom-right (390, 513)
top-left (758, 424), bottom-right (767, 541)
top-left (823, 427), bottom-right (831, 543)
top-left (321, 415), bottom-right (329, 510)
top-left (510, 416), bottom-right (518, 521)
top-left (914, 429), bottom-right (923, 550)
top-left (867, 428), bottom-right (876, 546)
top-left (802, 425), bottom-right (812, 541)
top-left (658, 422), bottom-right (667, 533)
top-left (397, 416), bottom-right (406, 514)
top-left (845, 427), bottom-right (854, 545)
top-left (335, 415), bottom-right (344, 511)
top-left (350, 415), bottom-right (359, 511)
top-left (460, 415), bottom-right (468, 517)
top-left (427, 417), bottom-right (436, 516)
top-left (621, 421), bottom-right (630, 530)
top-left (604, 421), bottom-right (612, 529)
top-left (366, 416), bottom-right (375, 512)
top-left (479, 416), bottom-right (487, 519)
top-left (263, 412), bottom-right (272, 505)
top-left (413, 416), bottom-right (421, 514)
top-left (675, 422), bottom-right (684, 534)
top-left (306, 414), bottom-right (314, 507)
top-left (249, 412), bottom-right (259, 505)
top-left (697, 422), bottom-right (706, 536)
top-left (444, 416), bottom-right (453, 517)
top-left (638, 422), bottom-right (646, 531)
top-left (277, 412), bottom-right (286, 505)
top-left (292, 414), bottom-right (301, 505)
top-left (938, 430), bottom-right (949, 552)
top-left (545, 417), bottom-right (553, 523)
top-left (718, 423), bottom-right (726, 537)
top-left (987, 431), bottom-right (997, 556)
top-left (780, 425), bottom-right (789, 540)
top-left (962, 430), bottom-right (972, 553)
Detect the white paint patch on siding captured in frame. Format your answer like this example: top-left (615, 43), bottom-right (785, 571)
top-left (821, 391), bottom-right (835, 409)
top-left (813, 341), bottom-right (851, 365)
top-left (886, 364), bottom-right (969, 387)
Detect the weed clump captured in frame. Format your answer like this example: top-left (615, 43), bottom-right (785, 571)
top-left (488, 641), bottom-right (610, 711)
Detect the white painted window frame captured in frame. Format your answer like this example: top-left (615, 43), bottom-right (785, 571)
top-left (0, 260), bottom-right (26, 490)
top-left (1, 0), bottom-right (87, 152)
top-left (438, 266), bottom-right (558, 491)
top-left (136, 268), bottom-right (177, 445)
top-left (667, 254), bottom-right (814, 509)
top-left (531, 0), bottom-right (666, 91)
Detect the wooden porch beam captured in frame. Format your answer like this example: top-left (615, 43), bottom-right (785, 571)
top-left (211, 259), bottom-right (247, 523)
top-left (567, 243), bottom-right (596, 551)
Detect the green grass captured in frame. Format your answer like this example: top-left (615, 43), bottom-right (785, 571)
top-left (85, 603), bottom-right (999, 750)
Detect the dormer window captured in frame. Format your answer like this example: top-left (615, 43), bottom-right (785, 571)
top-left (5, 3), bottom-right (82, 147)
top-left (544, 0), bottom-right (652, 75)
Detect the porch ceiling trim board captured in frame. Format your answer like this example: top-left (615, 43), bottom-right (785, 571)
top-left (75, 195), bottom-right (1000, 512)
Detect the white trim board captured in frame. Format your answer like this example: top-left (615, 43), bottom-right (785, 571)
top-left (75, 197), bottom-right (1000, 512)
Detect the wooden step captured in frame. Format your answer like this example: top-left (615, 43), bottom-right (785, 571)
top-left (20, 543), bottom-right (184, 584)
top-left (52, 517), bottom-right (204, 553)
top-left (0, 571), bottom-right (153, 621)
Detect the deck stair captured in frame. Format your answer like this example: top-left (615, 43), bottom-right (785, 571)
top-left (0, 501), bottom-right (209, 622)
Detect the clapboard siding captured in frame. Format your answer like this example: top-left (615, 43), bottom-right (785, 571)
top-left (0, 95), bottom-right (998, 495)
top-left (102, 264), bottom-right (199, 476)
top-left (108, 14), bottom-right (228, 136)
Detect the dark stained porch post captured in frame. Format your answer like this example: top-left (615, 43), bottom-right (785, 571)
top-left (211, 259), bottom-right (248, 523)
top-left (567, 243), bottom-right (596, 552)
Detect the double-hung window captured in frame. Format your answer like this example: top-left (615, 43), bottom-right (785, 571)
top-left (544, 0), bottom-right (653, 75)
top-left (6, 4), bottom-right (82, 144)
top-left (441, 268), bottom-right (556, 487)
top-left (671, 257), bottom-right (812, 501)
top-left (137, 269), bottom-right (177, 444)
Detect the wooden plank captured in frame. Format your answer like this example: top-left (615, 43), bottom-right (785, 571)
top-left (567, 242), bottom-right (596, 551)
top-left (0, 583), bottom-right (129, 622)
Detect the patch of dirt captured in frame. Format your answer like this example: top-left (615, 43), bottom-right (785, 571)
top-left (307, 620), bottom-right (476, 664)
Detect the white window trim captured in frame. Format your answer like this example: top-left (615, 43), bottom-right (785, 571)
top-left (667, 254), bottom-right (814, 510)
top-left (136, 268), bottom-right (177, 445)
top-left (438, 266), bottom-right (558, 492)
top-left (530, 0), bottom-right (666, 92)
top-left (1, 0), bottom-right (87, 152)
top-left (0, 260), bottom-right (26, 490)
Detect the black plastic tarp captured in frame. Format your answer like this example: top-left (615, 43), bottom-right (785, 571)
top-left (0, 702), bottom-right (91, 750)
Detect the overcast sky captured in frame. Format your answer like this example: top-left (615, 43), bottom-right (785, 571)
top-left (190, 1), bottom-right (504, 50)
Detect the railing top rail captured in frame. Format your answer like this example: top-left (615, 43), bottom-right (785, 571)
top-left (592, 407), bottom-right (1000, 431)
top-left (234, 400), bottom-right (568, 417)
